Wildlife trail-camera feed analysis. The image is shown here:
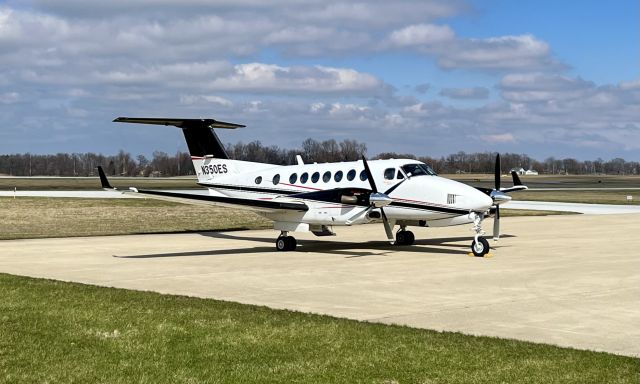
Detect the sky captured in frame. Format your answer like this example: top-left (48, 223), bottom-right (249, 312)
top-left (0, 0), bottom-right (638, 160)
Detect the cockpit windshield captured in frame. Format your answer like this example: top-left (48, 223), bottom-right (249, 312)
top-left (401, 163), bottom-right (437, 177)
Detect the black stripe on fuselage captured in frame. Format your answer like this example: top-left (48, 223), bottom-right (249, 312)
top-left (198, 182), bottom-right (471, 216)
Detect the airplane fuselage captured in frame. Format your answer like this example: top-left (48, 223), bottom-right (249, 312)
top-left (194, 157), bottom-right (494, 231)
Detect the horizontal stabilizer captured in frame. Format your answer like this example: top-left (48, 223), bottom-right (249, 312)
top-left (113, 117), bottom-right (245, 129)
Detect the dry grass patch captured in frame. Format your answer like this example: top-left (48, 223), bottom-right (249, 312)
top-left (0, 197), bottom-right (270, 240)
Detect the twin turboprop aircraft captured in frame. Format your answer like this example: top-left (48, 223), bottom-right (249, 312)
top-left (98, 117), bottom-right (527, 256)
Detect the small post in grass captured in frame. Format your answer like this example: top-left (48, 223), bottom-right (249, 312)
top-left (626, 195), bottom-right (633, 203)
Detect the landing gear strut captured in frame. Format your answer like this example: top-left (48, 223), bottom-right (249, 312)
top-left (470, 212), bottom-right (490, 257)
top-left (395, 227), bottom-right (415, 246)
top-left (276, 231), bottom-right (297, 251)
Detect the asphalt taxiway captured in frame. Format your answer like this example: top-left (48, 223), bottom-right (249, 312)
top-left (1, 213), bottom-right (638, 357)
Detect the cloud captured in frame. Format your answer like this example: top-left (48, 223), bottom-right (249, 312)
top-left (387, 24), bottom-right (455, 47)
top-left (439, 87), bottom-right (489, 99)
top-left (414, 83), bottom-right (431, 94)
top-left (437, 35), bottom-right (563, 71)
top-left (482, 133), bottom-right (516, 143)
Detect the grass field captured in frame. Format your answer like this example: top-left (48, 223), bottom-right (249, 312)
top-left (0, 273), bottom-right (637, 384)
top-left (0, 197), bottom-right (270, 240)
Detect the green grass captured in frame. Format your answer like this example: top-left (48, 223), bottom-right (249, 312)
top-left (0, 197), bottom-right (270, 240)
top-left (0, 273), bottom-right (637, 384)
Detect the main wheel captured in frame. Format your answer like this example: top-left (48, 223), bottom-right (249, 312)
top-left (286, 236), bottom-right (297, 251)
top-left (276, 237), bottom-right (287, 251)
top-left (471, 236), bottom-right (490, 257)
top-left (276, 236), bottom-right (297, 251)
top-left (395, 230), bottom-right (415, 246)
top-left (404, 231), bottom-right (415, 245)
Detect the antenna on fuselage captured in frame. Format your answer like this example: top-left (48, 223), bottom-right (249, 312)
top-left (296, 155), bottom-right (304, 165)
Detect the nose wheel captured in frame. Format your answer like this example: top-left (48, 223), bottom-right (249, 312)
top-left (276, 232), bottom-right (297, 251)
top-left (471, 237), bottom-right (490, 257)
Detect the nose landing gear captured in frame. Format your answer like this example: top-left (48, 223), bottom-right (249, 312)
top-left (470, 212), bottom-right (490, 257)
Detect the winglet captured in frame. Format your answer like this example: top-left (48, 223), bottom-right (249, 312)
top-left (511, 171), bottom-right (523, 186)
top-left (97, 166), bottom-right (115, 190)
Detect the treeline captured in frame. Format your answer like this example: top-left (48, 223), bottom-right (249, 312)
top-left (0, 139), bottom-right (638, 176)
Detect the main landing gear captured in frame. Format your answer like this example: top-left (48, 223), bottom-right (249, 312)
top-left (470, 212), bottom-right (490, 257)
top-left (276, 232), bottom-right (297, 251)
top-left (395, 227), bottom-right (415, 246)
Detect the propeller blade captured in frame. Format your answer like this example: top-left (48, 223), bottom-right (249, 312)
top-left (493, 206), bottom-right (500, 241)
top-left (380, 208), bottom-right (394, 242)
top-left (495, 153), bottom-right (501, 190)
top-left (361, 155), bottom-right (378, 193)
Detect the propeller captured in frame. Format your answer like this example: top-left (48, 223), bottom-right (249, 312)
top-left (489, 154), bottom-right (512, 241)
top-left (473, 154), bottom-right (528, 241)
top-left (493, 154), bottom-right (501, 240)
top-left (346, 156), bottom-right (395, 243)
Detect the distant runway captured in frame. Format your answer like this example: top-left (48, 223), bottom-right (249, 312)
top-left (1, 214), bottom-right (638, 357)
top-left (2, 189), bottom-right (640, 215)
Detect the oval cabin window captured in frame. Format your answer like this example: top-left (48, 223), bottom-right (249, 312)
top-left (289, 173), bottom-right (298, 184)
top-left (273, 174), bottom-right (280, 185)
top-left (334, 170), bottom-right (343, 182)
top-left (311, 172), bottom-right (320, 183)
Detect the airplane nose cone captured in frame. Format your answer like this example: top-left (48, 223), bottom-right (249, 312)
top-left (471, 189), bottom-right (494, 211)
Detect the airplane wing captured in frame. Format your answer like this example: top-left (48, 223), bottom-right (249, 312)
top-left (97, 167), bottom-right (307, 213)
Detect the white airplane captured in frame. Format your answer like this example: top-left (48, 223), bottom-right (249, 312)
top-left (98, 117), bottom-right (527, 257)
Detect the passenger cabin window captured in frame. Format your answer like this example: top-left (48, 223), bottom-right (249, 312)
top-left (272, 174), bottom-right (280, 185)
top-left (322, 171), bottom-right (331, 183)
top-left (255, 176), bottom-right (262, 184)
top-left (401, 163), bottom-right (437, 177)
top-left (311, 172), bottom-right (320, 183)
top-left (359, 170), bottom-right (368, 181)
top-left (347, 169), bottom-right (356, 181)
top-left (384, 168), bottom-right (395, 180)
top-left (289, 173), bottom-right (297, 184)
top-left (334, 170), bottom-right (343, 182)
top-left (300, 172), bottom-right (309, 184)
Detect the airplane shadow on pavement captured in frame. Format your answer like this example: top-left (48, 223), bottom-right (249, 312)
top-left (113, 231), bottom-right (514, 259)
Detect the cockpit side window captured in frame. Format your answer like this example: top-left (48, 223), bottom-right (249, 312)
top-left (396, 170), bottom-right (404, 179)
top-left (384, 168), bottom-right (395, 180)
top-left (401, 163), bottom-right (437, 177)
